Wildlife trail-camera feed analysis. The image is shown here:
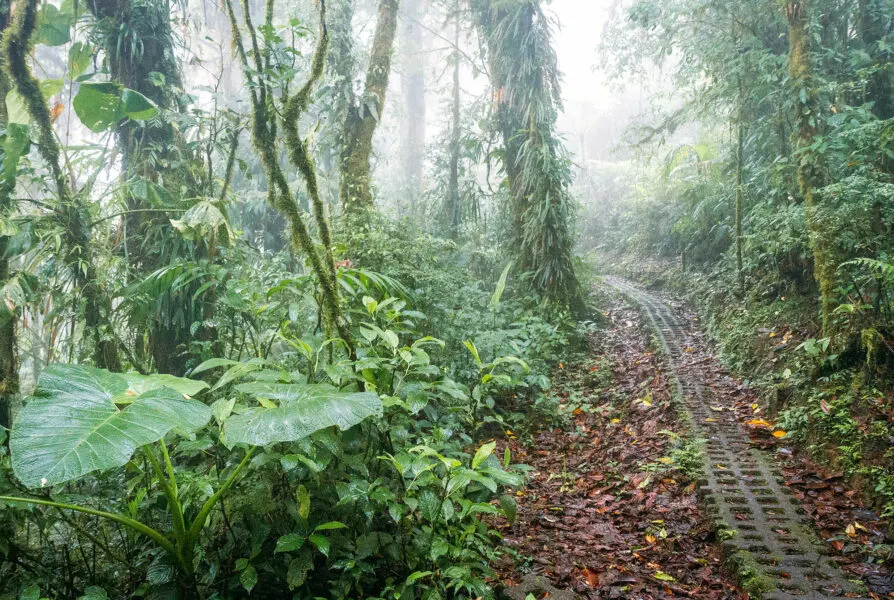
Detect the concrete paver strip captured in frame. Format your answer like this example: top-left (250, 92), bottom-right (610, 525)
top-left (606, 277), bottom-right (867, 600)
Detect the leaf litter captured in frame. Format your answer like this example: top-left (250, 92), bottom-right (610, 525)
top-left (494, 296), bottom-right (746, 599)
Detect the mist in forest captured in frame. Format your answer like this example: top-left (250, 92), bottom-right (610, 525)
top-left (2, 0), bottom-right (894, 598)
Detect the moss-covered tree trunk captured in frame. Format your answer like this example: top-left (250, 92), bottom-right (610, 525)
top-left (472, 0), bottom-right (582, 311)
top-left (225, 0), bottom-right (354, 357)
top-left (87, 0), bottom-right (212, 375)
top-left (786, 0), bottom-right (835, 334)
top-left (3, 0), bottom-right (120, 371)
top-left (735, 85), bottom-right (746, 296)
top-left (86, 0), bottom-right (188, 261)
top-left (339, 0), bottom-right (400, 219)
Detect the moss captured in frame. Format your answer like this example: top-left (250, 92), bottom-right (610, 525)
top-left (786, 0), bottom-right (836, 336)
top-left (725, 550), bottom-right (775, 597)
top-left (224, 0), bottom-right (354, 358)
top-left (338, 0), bottom-right (399, 218)
top-left (3, 0), bottom-right (119, 370)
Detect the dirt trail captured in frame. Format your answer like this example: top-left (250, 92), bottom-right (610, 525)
top-left (498, 283), bottom-right (745, 599)
top-left (606, 277), bottom-right (869, 600)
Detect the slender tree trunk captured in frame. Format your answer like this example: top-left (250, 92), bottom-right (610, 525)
top-left (786, 0), bottom-right (835, 334)
top-left (339, 0), bottom-right (400, 219)
top-left (225, 0), bottom-right (355, 357)
top-left (735, 83), bottom-right (745, 296)
top-left (0, 1), bottom-right (15, 435)
top-left (446, 0), bottom-right (461, 239)
top-left (401, 0), bottom-right (426, 210)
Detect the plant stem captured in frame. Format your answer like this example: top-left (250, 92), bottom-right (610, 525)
top-left (143, 446), bottom-right (188, 565)
top-left (0, 495), bottom-right (178, 563)
top-left (186, 446), bottom-right (256, 547)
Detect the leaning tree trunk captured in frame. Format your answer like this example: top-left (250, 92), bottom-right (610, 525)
top-left (786, 0), bottom-right (835, 335)
top-left (339, 0), bottom-right (400, 219)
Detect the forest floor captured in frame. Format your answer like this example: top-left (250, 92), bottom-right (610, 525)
top-left (495, 282), bottom-right (894, 599)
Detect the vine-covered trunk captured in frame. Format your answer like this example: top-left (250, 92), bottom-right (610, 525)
top-left (472, 0), bottom-right (582, 310)
top-left (87, 0), bottom-right (210, 375)
top-left (4, 0), bottom-right (120, 371)
top-left (786, 0), bottom-right (835, 334)
top-left (339, 0), bottom-right (400, 219)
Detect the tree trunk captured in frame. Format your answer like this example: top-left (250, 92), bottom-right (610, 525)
top-left (401, 0), bottom-right (426, 209)
top-left (471, 0), bottom-right (581, 310)
top-left (339, 0), bottom-right (400, 219)
top-left (0, 1), bottom-right (15, 435)
top-left (735, 85), bottom-right (745, 296)
top-left (446, 0), bottom-right (461, 239)
top-left (88, 0), bottom-right (213, 374)
top-left (4, 0), bottom-right (120, 371)
top-left (786, 0), bottom-right (835, 334)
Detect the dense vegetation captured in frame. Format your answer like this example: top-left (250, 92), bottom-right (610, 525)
top-left (0, 0), bottom-right (583, 597)
top-left (0, 0), bottom-right (892, 597)
top-left (593, 0), bottom-right (894, 518)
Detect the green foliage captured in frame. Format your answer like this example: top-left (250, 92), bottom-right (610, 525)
top-left (0, 233), bottom-right (568, 597)
top-left (0, 0), bottom-right (585, 597)
top-left (72, 82), bottom-right (158, 132)
top-left (596, 0), bottom-right (894, 529)
top-left (223, 382), bottom-right (382, 447)
top-left (10, 365), bottom-right (210, 487)
top-left (472, 0), bottom-right (582, 310)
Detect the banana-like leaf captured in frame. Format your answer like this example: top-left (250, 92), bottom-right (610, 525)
top-left (11, 365), bottom-right (212, 488)
top-left (225, 383), bottom-right (382, 447)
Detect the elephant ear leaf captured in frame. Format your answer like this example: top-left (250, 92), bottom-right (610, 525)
top-left (10, 364), bottom-right (212, 488)
top-left (224, 383), bottom-right (382, 448)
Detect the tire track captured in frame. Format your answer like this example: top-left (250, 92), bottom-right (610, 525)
top-left (605, 276), bottom-right (867, 600)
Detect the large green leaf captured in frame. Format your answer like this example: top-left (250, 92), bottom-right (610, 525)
top-left (72, 82), bottom-right (158, 132)
top-left (170, 200), bottom-right (235, 245)
top-left (225, 383), bottom-right (382, 447)
top-left (35, 3), bottom-right (72, 46)
top-left (122, 372), bottom-right (209, 398)
top-left (68, 41), bottom-right (93, 79)
top-left (10, 365), bottom-right (212, 488)
top-left (6, 90), bottom-right (31, 125)
top-left (1, 123), bottom-right (30, 190)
